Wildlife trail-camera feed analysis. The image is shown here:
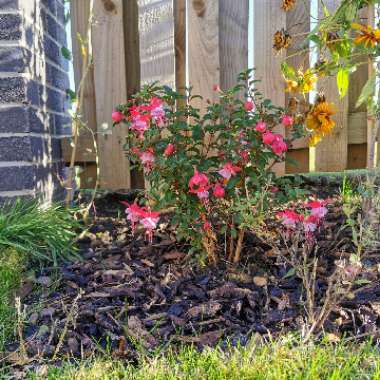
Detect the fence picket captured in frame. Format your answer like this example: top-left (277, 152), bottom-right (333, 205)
top-left (253, 0), bottom-right (286, 175)
top-left (92, 0), bottom-right (131, 189)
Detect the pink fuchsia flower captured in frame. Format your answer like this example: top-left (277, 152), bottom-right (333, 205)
top-left (218, 162), bottom-right (241, 180)
top-left (164, 143), bottom-right (175, 157)
top-left (244, 100), bottom-right (254, 111)
top-left (271, 135), bottom-right (288, 155)
top-left (140, 209), bottom-right (160, 243)
top-left (148, 97), bottom-right (166, 126)
top-left (281, 114), bottom-right (294, 127)
top-left (195, 188), bottom-right (210, 200)
top-left (303, 214), bottom-right (319, 234)
top-left (262, 131), bottom-right (276, 145)
top-left (255, 121), bottom-right (267, 133)
top-left (189, 169), bottom-right (211, 200)
top-left (112, 111), bottom-right (124, 123)
top-left (277, 210), bottom-right (303, 228)
top-left (189, 168), bottom-right (209, 191)
top-left (121, 201), bottom-right (146, 232)
top-left (203, 221), bottom-right (212, 231)
top-left (213, 183), bottom-right (225, 198)
top-left (130, 114), bottom-right (150, 138)
top-left (139, 148), bottom-right (155, 173)
top-left (213, 84), bottom-right (221, 92)
top-left (306, 200), bottom-right (328, 219)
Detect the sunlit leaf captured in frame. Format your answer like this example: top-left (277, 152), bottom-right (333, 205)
top-left (337, 67), bottom-right (349, 98)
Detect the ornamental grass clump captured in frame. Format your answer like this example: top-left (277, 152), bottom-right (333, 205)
top-left (113, 70), bottom-right (306, 264)
top-left (0, 200), bottom-right (80, 266)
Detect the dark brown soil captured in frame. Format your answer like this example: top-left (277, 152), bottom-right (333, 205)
top-left (6, 194), bottom-right (380, 363)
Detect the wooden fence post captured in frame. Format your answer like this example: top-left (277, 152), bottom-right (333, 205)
top-left (285, 0), bottom-right (310, 174)
top-left (174, 0), bottom-right (186, 96)
top-left (63, 0), bottom-right (97, 187)
top-left (138, 0), bottom-right (176, 88)
top-left (92, 0), bottom-right (131, 189)
top-left (313, 0), bottom-right (348, 172)
top-left (187, 0), bottom-right (248, 110)
top-left (253, 0), bottom-right (286, 175)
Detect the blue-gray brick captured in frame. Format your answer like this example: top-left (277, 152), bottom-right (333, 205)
top-left (0, 77), bottom-right (25, 103)
top-left (41, 8), bottom-right (58, 40)
top-left (46, 63), bottom-right (69, 90)
top-left (0, 136), bottom-right (32, 161)
top-left (54, 114), bottom-right (71, 135)
top-left (40, 0), bottom-right (56, 16)
top-left (0, 0), bottom-right (19, 10)
top-left (0, 47), bottom-right (31, 73)
top-left (0, 136), bottom-right (50, 161)
top-left (46, 87), bottom-right (66, 112)
top-left (0, 106), bottom-right (48, 133)
top-left (0, 165), bottom-right (34, 191)
top-left (55, 1), bottom-right (65, 24)
top-left (0, 14), bottom-right (22, 40)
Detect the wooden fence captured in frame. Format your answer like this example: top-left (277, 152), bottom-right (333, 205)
top-left (64, 0), bottom-right (374, 190)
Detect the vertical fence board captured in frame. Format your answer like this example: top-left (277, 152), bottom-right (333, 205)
top-left (285, 0), bottom-right (310, 173)
top-left (219, 0), bottom-right (248, 90)
top-left (347, 6), bottom-right (368, 169)
top-left (187, 0), bottom-right (219, 112)
top-left (92, 0), bottom-right (130, 189)
top-left (138, 0), bottom-right (175, 87)
top-left (124, 0), bottom-right (145, 189)
top-left (366, 4), bottom-right (379, 167)
top-left (253, 0), bottom-right (286, 175)
top-left (63, 0), bottom-right (97, 165)
top-left (314, 0), bottom-right (348, 172)
top-left (174, 0), bottom-right (186, 94)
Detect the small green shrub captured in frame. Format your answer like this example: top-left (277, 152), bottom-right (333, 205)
top-left (0, 200), bottom-right (80, 266)
top-left (113, 70), bottom-right (305, 264)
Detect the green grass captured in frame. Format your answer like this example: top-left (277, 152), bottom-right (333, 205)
top-left (0, 200), bottom-right (81, 356)
top-left (0, 200), bottom-right (80, 265)
top-left (0, 248), bottom-right (24, 353)
top-left (26, 337), bottom-right (380, 380)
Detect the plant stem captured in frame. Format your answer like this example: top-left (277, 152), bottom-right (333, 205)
top-left (233, 228), bottom-right (245, 264)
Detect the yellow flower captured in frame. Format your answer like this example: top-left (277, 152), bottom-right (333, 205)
top-left (300, 69), bottom-right (318, 93)
top-left (282, 0), bottom-right (296, 11)
top-left (352, 23), bottom-right (380, 48)
top-left (306, 96), bottom-right (336, 146)
top-left (284, 68), bottom-right (318, 94)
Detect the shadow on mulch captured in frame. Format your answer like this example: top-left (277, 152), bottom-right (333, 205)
top-left (5, 192), bottom-right (380, 364)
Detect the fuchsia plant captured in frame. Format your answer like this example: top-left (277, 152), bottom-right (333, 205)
top-left (113, 70), bottom-right (306, 264)
top-left (277, 200), bottom-right (328, 239)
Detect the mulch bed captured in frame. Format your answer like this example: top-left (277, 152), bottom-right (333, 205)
top-left (5, 193), bottom-right (380, 363)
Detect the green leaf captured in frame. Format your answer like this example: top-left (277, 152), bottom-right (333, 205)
top-left (283, 268), bottom-right (296, 279)
top-left (66, 89), bottom-right (77, 102)
top-left (337, 68), bottom-right (349, 98)
top-left (61, 46), bottom-right (72, 61)
top-left (356, 74), bottom-right (376, 108)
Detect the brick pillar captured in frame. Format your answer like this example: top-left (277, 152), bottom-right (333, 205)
top-left (0, 0), bottom-right (70, 204)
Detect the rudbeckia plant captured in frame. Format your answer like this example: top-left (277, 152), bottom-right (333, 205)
top-left (276, 0), bottom-right (380, 159)
top-left (113, 70), bottom-right (305, 264)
